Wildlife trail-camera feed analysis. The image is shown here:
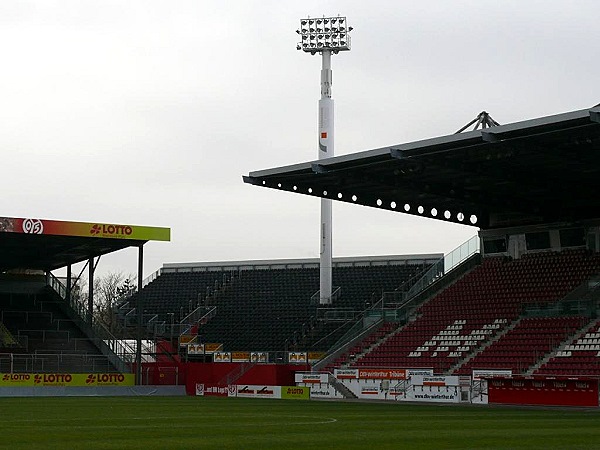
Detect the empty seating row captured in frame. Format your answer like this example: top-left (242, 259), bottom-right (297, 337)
top-left (341, 250), bottom-right (600, 375)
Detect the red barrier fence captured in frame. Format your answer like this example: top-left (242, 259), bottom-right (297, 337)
top-left (487, 377), bottom-right (599, 407)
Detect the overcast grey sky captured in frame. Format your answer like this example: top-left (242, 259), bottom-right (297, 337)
top-left (2, 1), bottom-right (599, 279)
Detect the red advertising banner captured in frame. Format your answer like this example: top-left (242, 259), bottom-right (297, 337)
top-left (487, 378), bottom-right (599, 407)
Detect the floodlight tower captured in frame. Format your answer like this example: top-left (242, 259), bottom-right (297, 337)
top-left (297, 16), bottom-right (352, 305)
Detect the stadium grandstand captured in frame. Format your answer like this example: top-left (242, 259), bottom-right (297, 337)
top-left (243, 104), bottom-right (600, 385)
top-left (0, 217), bottom-right (169, 389)
top-left (1, 105), bottom-right (600, 406)
top-left (121, 254), bottom-right (440, 357)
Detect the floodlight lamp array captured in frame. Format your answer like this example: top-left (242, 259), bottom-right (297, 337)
top-left (296, 16), bottom-right (352, 54)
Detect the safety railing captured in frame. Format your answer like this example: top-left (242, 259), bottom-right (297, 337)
top-left (0, 321), bottom-right (19, 347)
top-left (312, 315), bottom-right (383, 372)
top-left (404, 235), bottom-right (480, 301)
top-left (523, 276), bottom-right (600, 318)
top-left (310, 286), bottom-right (342, 305)
top-left (45, 273), bottom-right (133, 371)
top-left (0, 352), bottom-right (119, 374)
top-left (316, 307), bottom-right (361, 321)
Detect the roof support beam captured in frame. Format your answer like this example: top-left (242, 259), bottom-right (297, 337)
top-left (311, 163), bottom-right (329, 174)
top-left (481, 130), bottom-right (501, 143)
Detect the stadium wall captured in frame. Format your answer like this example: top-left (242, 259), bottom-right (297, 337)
top-left (184, 363), bottom-right (303, 395)
top-left (140, 362), bottom-right (186, 385)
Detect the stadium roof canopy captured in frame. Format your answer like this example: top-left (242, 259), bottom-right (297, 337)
top-left (0, 216), bottom-right (170, 272)
top-left (243, 106), bottom-right (600, 230)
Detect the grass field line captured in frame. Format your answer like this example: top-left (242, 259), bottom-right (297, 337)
top-left (1, 414), bottom-right (339, 427)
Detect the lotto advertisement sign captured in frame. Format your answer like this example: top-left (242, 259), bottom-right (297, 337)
top-left (281, 386), bottom-right (310, 400)
top-left (0, 373), bottom-right (134, 387)
top-left (0, 216), bottom-right (170, 241)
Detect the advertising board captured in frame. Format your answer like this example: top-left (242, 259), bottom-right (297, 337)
top-left (294, 372), bottom-right (328, 384)
top-left (280, 386), bottom-right (310, 400)
top-left (307, 352), bottom-right (326, 364)
top-left (358, 369), bottom-right (407, 380)
top-left (213, 352), bottom-right (232, 362)
top-left (0, 373), bottom-right (134, 387)
top-left (196, 384), bottom-right (228, 397)
top-left (334, 368), bottom-right (358, 379)
top-left (472, 369), bottom-right (512, 380)
top-left (309, 385), bottom-right (343, 399)
top-left (231, 352), bottom-right (250, 362)
top-left (250, 352), bottom-right (268, 363)
top-left (0, 216), bottom-right (170, 241)
top-left (411, 375), bottom-right (460, 387)
top-left (288, 352), bottom-right (308, 364)
top-left (234, 385), bottom-right (282, 399)
top-left (188, 343), bottom-right (223, 355)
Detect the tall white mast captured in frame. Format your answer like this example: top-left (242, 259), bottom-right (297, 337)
top-left (297, 16), bottom-right (352, 305)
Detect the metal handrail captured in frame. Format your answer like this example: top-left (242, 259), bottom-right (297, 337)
top-left (404, 235), bottom-right (480, 301)
top-left (312, 316), bottom-right (383, 372)
top-left (310, 286), bottom-right (342, 304)
top-left (179, 306), bottom-right (217, 339)
top-left (45, 273), bottom-right (133, 371)
top-left (0, 351), bottom-right (120, 374)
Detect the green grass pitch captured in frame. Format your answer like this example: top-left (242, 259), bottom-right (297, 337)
top-left (1, 396), bottom-right (599, 449)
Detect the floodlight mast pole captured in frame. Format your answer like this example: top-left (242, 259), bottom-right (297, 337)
top-left (319, 50), bottom-right (334, 305)
top-left (297, 16), bottom-right (352, 306)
